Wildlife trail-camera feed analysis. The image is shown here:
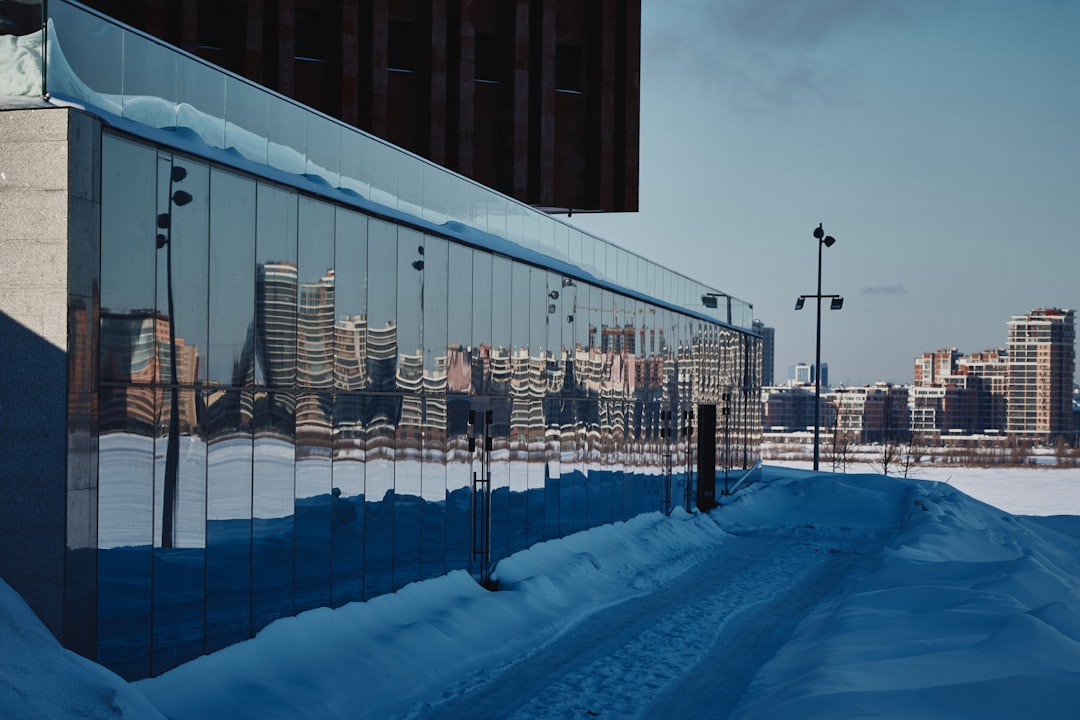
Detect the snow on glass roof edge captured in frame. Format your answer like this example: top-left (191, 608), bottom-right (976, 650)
top-left (54, 93), bottom-right (753, 334)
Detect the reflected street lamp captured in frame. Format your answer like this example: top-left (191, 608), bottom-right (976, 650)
top-left (795, 223), bottom-right (843, 472)
top-left (156, 164), bottom-right (192, 549)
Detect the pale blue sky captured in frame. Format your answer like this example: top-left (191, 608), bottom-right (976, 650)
top-left (573, 0), bottom-right (1079, 386)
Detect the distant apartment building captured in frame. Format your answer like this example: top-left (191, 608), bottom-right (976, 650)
top-left (762, 385), bottom-right (836, 434)
top-left (791, 362), bottom-right (813, 385)
top-left (789, 361), bottom-right (827, 388)
top-left (913, 347), bottom-right (960, 387)
top-left (1006, 308), bottom-right (1076, 441)
top-left (831, 384), bottom-right (909, 444)
top-left (909, 308), bottom-right (1074, 444)
top-left (958, 349), bottom-right (1008, 433)
top-left (910, 347), bottom-right (1007, 437)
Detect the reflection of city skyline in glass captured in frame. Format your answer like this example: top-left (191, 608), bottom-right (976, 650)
top-left (86, 122), bottom-right (763, 681)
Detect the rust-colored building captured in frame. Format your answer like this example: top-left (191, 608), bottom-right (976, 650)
top-left (82, 0), bottom-right (641, 213)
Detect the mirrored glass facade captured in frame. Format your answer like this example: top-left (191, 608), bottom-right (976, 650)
top-left (93, 130), bottom-right (763, 678)
top-left (1, 0), bottom-right (762, 682)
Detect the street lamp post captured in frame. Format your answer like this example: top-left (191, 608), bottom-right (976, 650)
top-left (795, 223), bottom-right (843, 471)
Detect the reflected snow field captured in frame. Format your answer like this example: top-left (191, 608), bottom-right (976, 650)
top-left (4, 465), bottom-right (1080, 719)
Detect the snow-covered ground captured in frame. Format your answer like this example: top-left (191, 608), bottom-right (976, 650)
top-left (4, 465), bottom-right (1080, 719)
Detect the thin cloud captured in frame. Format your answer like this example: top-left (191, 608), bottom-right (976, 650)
top-left (862, 285), bottom-right (908, 296)
top-left (643, 0), bottom-right (915, 109)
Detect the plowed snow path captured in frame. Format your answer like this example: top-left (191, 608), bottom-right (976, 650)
top-left (416, 528), bottom-right (877, 719)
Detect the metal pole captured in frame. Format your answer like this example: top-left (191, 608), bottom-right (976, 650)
top-left (813, 237), bottom-right (823, 471)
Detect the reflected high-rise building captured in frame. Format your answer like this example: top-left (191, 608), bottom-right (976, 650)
top-left (255, 261), bottom-right (299, 388)
top-left (99, 311), bottom-right (199, 433)
top-left (334, 314), bottom-right (368, 392)
top-left (297, 270), bottom-right (335, 390)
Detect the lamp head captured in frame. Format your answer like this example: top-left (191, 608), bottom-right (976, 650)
top-left (794, 297), bottom-right (805, 311)
top-left (823, 235), bottom-right (836, 248)
top-left (830, 297), bottom-right (844, 310)
top-left (813, 223), bottom-right (824, 240)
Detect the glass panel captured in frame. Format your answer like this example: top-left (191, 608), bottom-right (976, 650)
top-left (521, 203), bottom-right (539, 253)
top-left (447, 173), bottom-right (471, 226)
top-left (579, 233), bottom-right (596, 279)
top-left (96, 385), bottom-right (154, 681)
top-left (297, 198), bottom-right (335, 391)
top-left (469, 249), bottom-right (493, 579)
top-left (617, 247), bottom-right (629, 289)
top-left (421, 234), bottom-right (449, 578)
top-left (252, 390), bottom-right (295, 632)
top-left (333, 208), bottom-right (368, 394)
top-left (48, 2), bottom-right (123, 106)
top-left (395, 228), bottom-right (423, 589)
top-left (331, 390), bottom-right (365, 606)
top-left (204, 388), bottom-right (252, 653)
top-left (535, 213), bottom-right (554, 257)
top-left (544, 331), bottom-right (561, 541)
top-left (363, 219), bottom-right (398, 598)
top-left (483, 189), bottom-right (507, 239)
top-left (295, 197), bottom-right (335, 611)
top-left (489, 256), bottom-right (512, 561)
top-left (267, 96), bottom-right (307, 176)
top-left (178, 59), bottom-right (226, 149)
top-left (445, 243), bottom-right (473, 572)
top-left (566, 229), bottom-right (582, 275)
top-left (207, 168), bottom-right (255, 388)
top-left (331, 207), bottom-right (366, 606)
top-left (157, 157), bottom-right (209, 389)
top-left (339, 130), bottom-right (372, 200)
top-left (420, 396), bottom-right (447, 581)
top-left (122, 31), bottom-right (178, 128)
top-left (508, 262), bottom-right (530, 553)
top-left (370, 140), bottom-right (397, 210)
top-left (224, 76), bottom-right (268, 166)
top-left (255, 184), bottom-right (298, 388)
top-left (397, 154), bottom-right (423, 219)
top-left (151, 152), bottom-right (209, 674)
top-left (506, 202), bottom-right (525, 251)
top-left (100, 134), bottom-right (157, 384)
top-left (307, 113), bottom-right (341, 187)
top-left (151, 382), bottom-right (206, 675)
top-left (526, 268), bottom-right (547, 546)
top-left (422, 163), bottom-right (449, 226)
top-left (294, 390), bottom-right (331, 611)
